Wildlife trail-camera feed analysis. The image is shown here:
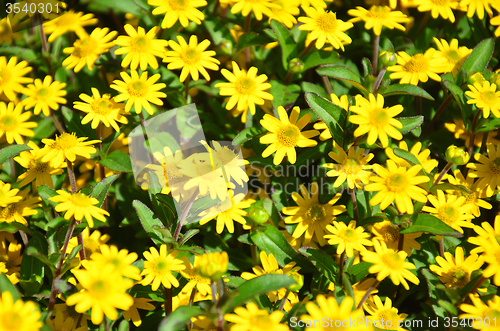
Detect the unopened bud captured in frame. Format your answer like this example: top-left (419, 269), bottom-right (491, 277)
top-left (218, 39), bottom-right (233, 55)
top-left (286, 270), bottom-right (304, 292)
top-left (288, 58), bottom-right (305, 73)
top-left (248, 207), bottom-right (269, 225)
top-left (445, 145), bottom-right (470, 165)
top-left (185, 21), bottom-right (198, 32)
top-left (468, 72), bottom-right (486, 86)
top-left (379, 50), bottom-right (397, 66)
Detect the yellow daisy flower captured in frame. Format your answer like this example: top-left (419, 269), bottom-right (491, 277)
top-left (459, 0), bottom-right (494, 19)
top-left (62, 27), bottom-right (117, 72)
top-left (388, 49), bottom-right (448, 85)
top-left (231, 0), bottom-right (280, 20)
top-left (422, 190), bottom-right (474, 234)
top-left (0, 56), bottom-right (32, 101)
top-left (324, 220), bottom-right (373, 257)
top-left (66, 261), bottom-right (134, 325)
top-left (298, 7), bottom-right (353, 50)
top-left (366, 160), bottom-right (429, 214)
top-left (110, 70), bottom-right (166, 115)
top-left (0, 292), bottom-right (42, 331)
top-left (300, 0), bottom-right (333, 9)
top-left (141, 244), bottom-right (185, 290)
top-left (0, 102), bottom-right (36, 144)
top-left (194, 251), bottom-right (229, 281)
top-left (352, 278), bottom-right (379, 307)
top-left (282, 182), bottom-right (346, 246)
top-left (201, 141), bottom-right (249, 186)
top-left (40, 133), bottom-right (99, 166)
top-left (74, 87), bottom-right (128, 131)
top-left (324, 142), bottom-right (374, 189)
top-left (179, 256), bottom-right (212, 296)
top-left (148, 0), bottom-right (207, 28)
top-left (50, 190), bottom-right (110, 228)
top-left (412, 0), bottom-right (462, 22)
top-left (0, 190), bottom-right (39, 225)
top-left (0, 16), bottom-right (22, 45)
top-left (349, 93), bottom-right (403, 148)
top-left (348, 6), bottom-right (409, 36)
top-left (492, 14), bottom-right (500, 37)
top-left (301, 296), bottom-right (366, 329)
top-left (430, 247), bottom-right (484, 288)
top-left (460, 294), bottom-right (500, 329)
top-left (260, 106), bottom-right (319, 165)
top-left (67, 228), bottom-right (110, 262)
top-left (467, 143), bottom-right (500, 197)
top-left (468, 215), bottom-right (500, 254)
top-left (163, 35), bottom-right (220, 82)
top-left (114, 24), bottom-right (168, 71)
top-left (88, 244), bottom-right (141, 280)
top-left (122, 297), bottom-right (155, 327)
top-left (361, 240), bottom-right (420, 290)
top-left (0, 239), bottom-right (23, 284)
top-left (21, 75), bottom-right (67, 117)
top-left (0, 181), bottom-right (22, 207)
top-left (215, 61), bottom-right (273, 123)
top-left (447, 169), bottom-right (491, 217)
top-left (145, 146), bottom-right (186, 195)
top-left (43, 10), bottom-right (98, 42)
top-left (445, 118), bottom-right (500, 148)
top-left (370, 220), bottom-right (422, 256)
top-left (432, 38), bottom-right (471, 77)
top-left (465, 81), bottom-right (500, 118)
top-left (225, 302), bottom-right (288, 331)
top-left (268, 0), bottom-right (300, 28)
top-left (477, 236), bottom-right (500, 286)
top-left (364, 295), bottom-right (408, 331)
top-left (385, 141), bottom-right (438, 174)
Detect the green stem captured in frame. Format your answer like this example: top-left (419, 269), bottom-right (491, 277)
top-left (339, 251), bottom-right (346, 283)
top-left (164, 287), bottom-right (172, 316)
top-left (51, 111), bottom-right (65, 134)
top-left (372, 34), bottom-right (380, 75)
top-left (278, 290), bottom-right (290, 312)
top-left (356, 279), bottom-right (380, 309)
top-left (372, 66), bottom-right (386, 94)
top-left (469, 110), bottom-right (482, 156)
top-left (184, 76), bottom-right (190, 102)
top-left (433, 161), bottom-right (453, 186)
top-left (211, 281), bottom-right (217, 303)
top-left (299, 42), bottom-right (314, 58)
top-left (173, 187), bottom-right (199, 241)
top-left (350, 188), bottom-right (359, 223)
top-left (322, 76), bottom-right (333, 96)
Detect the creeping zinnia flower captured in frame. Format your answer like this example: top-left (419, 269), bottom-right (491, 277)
top-left (430, 246), bottom-right (484, 288)
top-left (348, 6), bottom-right (409, 36)
top-left (460, 294), bottom-right (500, 327)
top-left (412, 0), bottom-right (463, 22)
top-left (141, 244), bottom-right (185, 290)
top-left (0, 102), bottom-right (37, 145)
top-left (422, 190), bottom-right (474, 234)
top-left (465, 81), bottom-right (500, 118)
top-left (459, 0), bottom-right (494, 19)
top-left (0, 292), bottom-right (42, 331)
top-left (40, 132), bottom-right (99, 166)
top-left (149, 0), bottom-right (207, 28)
top-left (388, 49), bottom-right (448, 85)
top-left (50, 190), bottom-right (110, 227)
top-left (324, 220), bottom-right (373, 257)
top-left (231, 0), bottom-right (280, 20)
top-left (21, 75), bottom-right (67, 116)
top-left (300, 296), bottom-right (365, 329)
top-left (432, 38), bottom-right (471, 77)
top-left (224, 302), bottom-right (288, 331)
top-left (43, 10), bottom-right (98, 42)
top-left (467, 143), bottom-right (500, 197)
top-left (0, 56), bottom-right (32, 101)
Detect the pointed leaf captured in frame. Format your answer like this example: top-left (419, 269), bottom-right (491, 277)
top-left (299, 247), bottom-right (339, 283)
top-left (316, 65), bottom-right (369, 95)
top-left (400, 214), bottom-right (462, 237)
top-left (459, 38), bottom-right (495, 78)
top-left (237, 33), bottom-right (274, 49)
top-left (396, 116), bottom-right (424, 134)
top-left (381, 84), bottom-right (434, 100)
top-left (0, 274), bottom-right (19, 301)
top-left (133, 200), bottom-right (166, 246)
top-left (270, 20), bottom-right (297, 70)
top-left (305, 92), bottom-right (345, 145)
top-left (0, 145), bottom-right (31, 165)
top-left (303, 51), bottom-right (339, 70)
top-left (99, 150), bottom-right (133, 173)
top-left (233, 127), bottom-right (266, 146)
top-left (158, 306), bottom-right (203, 331)
top-left (90, 174), bottom-right (119, 208)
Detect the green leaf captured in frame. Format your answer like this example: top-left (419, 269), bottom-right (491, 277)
top-left (147, 171), bottom-right (177, 228)
top-left (99, 150), bottom-right (133, 173)
top-left (0, 145), bottom-right (31, 165)
top-left (430, 183), bottom-right (470, 195)
top-left (305, 92), bottom-right (345, 145)
top-left (301, 82), bottom-right (329, 99)
top-left (270, 20), bottom-right (297, 70)
top-left (0, 46), bottom-right (37, 62)
top-left (438, 300), bottom-right (458, 316)
top-left (295, 141), bottom-right (328, 168)
top-left (90, 174), bottom-right (119, 208)
top-left (233, 127), bottom-right (266, 146)
top-left (421, 268), bottom-right (447, 318)
top-left (381, 84), bottom-right (434, 100)
top-left (133, 200), bottom-right (167, 246)
top-left (250, 224), bottom-right (314, 272)
top-left (316, 65), bottom-right (369, 95)
top-left (20, 231), bottom-right (47, 295)
top-left (237, 33), bottom-right (274, 49)
top-left (269, 80), bottom-right (301, 114)
top-left (299, 247), bottom-right (339, 283)
top-left (349, 262), bottom-right (372, 284)
top-left (0, 273), bottom-right (19, 301)
top-left (61, 106), bottom-right (96, 139)
top-left (38, 185), bottom-right (59, 208)
top-left (393, 148), bottom-right (421, 166)
top-left (400, 214), bottom-right (462, 237)
top-left (303, 51), bottom-right (339, 70)
top-left (204, 19), bottom-right (231, 45)
top-left (158, 306), bottom-right (203, 331)
top-left (396, 116), bottom-right (424, 134)
top-left (459, 38), bottom-right (495, 78)
top-left (155, 193), bottom-right (178, 230)
top-left (179, 229), bottom-right (199, 246)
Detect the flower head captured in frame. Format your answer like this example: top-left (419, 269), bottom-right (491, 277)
top-left (301, 296), bottom-right (365, 329)
top-left (0, 56), bottom-right (32, 101)
top-left (50, 190), bottom-right (110, 227)
top-left (324, 220), bottom-right (373, 257)
top-left (413, 0), bottom-right (462, 22)
top-left (430, 247), bottom-right (483, 288)
top-left (0, 190), bottom-right (39, 225)
top-left (460, 294), bottom-right (500, 329)
top-left (260, 106), bottom-right (319, 165)
top-left (21, 75), bottom-right (67, 116)
top-left (0, 102), bottom-right (36, 144)
top-left (149, 0), bottom-right (207, 28)
top-left (386, 141), bottom-right (438, 174)
top-left (0, 292), bottom-right (42, 331)
top-left (371, 220), bottom-right (422, 256)
top-left (364, 296), bottom-right (408, 331)
top-left (67, 228), bottom-right (110, 263)
top-left (349, 93), bottom-right (403, 147)
top-left (475, 236), bottom-right (500, 286)
top-left (268, 0), bottom-right (300, 28)
top-left (447, 169), bottom-right (491, 217)
top-left (224, 302), bottom-right (288, 331)
top-left (465, 81), bottom-right (500, 118)
top-left (0, 181), bottom-right (22, 207)
top-left (141, 244), bottom-right (185, 290)
top-left (41, 133), bottom-right (99, 166)
top-left (388, 49), bottom-right (448, 85)
top-left (180, 256), bottom-right (212, 296)
top-left (432, 38), bottom-right (471, 77)
top-left (122, 297), bottom-right (155, 327)
top-left (43, 10), bottom-right (98, 42)
top-left (231, 0), bottom-right (280, 20)
top-left (0, 239), bottom-right (23, 284)
top-left (89, 244), bottom-right (141, 280)
top-left (459, 0), bottom-right (494, 19)
top-left (467, 143), bottom-right (500, 197)
top-left (422, 190), bottom-right (474, 233)
top-left (348, 6), bottom-right (409, 36)
top-left (194, 251), bottom-right (229, 281)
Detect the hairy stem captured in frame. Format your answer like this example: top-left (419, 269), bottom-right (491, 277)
top-left (356, 279), bottom-right (380, 309)
top-left (350, 188), bottom-right (359, 223)
top-left (174, 188), bottom-right (199, 241)
top-left (433, 161), bottom-right (453, 186)
top-left (372, 34), bottom-right (380, 75)
top-left (278, 290), bottom-right (290, 312)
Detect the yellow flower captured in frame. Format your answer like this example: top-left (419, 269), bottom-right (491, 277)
top-left (282, 182), bottom-right (346, 246)
top-left (422, 190), bottom-right (474, 234)
top-left (388, 49), bottom-right (448, 85)
top-left (324, 142), bottom-right (374, 189)
top-left (0, 102), bottom-right (36, 144)
top-left (194, 251), bottom-right (229, 281)
top-left (0, 16), bottom-right (22, 45)
top-left (0, 190), bottom-right (39, 225)
top-left (67, 228), bottom-right (110, 262)
top-left (215, 61), bottom-right (273, 123)
top-left (432, 38), bottom-right (471, 77)
top-left (40, 133), bottom-right (99, 166)
top-left (348, 6), bottom-right (409, 36)
top-left (298, 7), bottom-right (353, 50)
top-left (465, 81), bottom-right (500, 118)
top-left (202, 140), bottom-right (249, 186)
top-left (0, 239), bottom-right (22, 284)
top-left (468, 215), bottom-right (500, 254)
top-left (366, 160), bottom-right (429, 214)
top-left (314, 94), bottom-right (350, 140)
top-left (300, 0), bottom-right (333, 9)
top-left (145, 146), bottom-right (186, 195)
top-left (447, 169), bottom-right (491, 217)
top-left (21, 75), bottom-right (67, 116)
top-left (0, 56), bottom-right (32, 101)
top-left (231, 0), bottom-right (280, 20)
top-left (352, 278), bottom-right (379, 307)
top-left (0, 292), bottom-right (42, 331)
top-left (50, 190), bottom-right (110, 227)
top-left (361, 240), bottom-right (420, 290)
top-left (260, 106), bottom-right (319, 165)
top-left (141, 244), bottom-right (185, 290)
top-left (412, 0), bottom-right (462, 22)
top-left (163, 35), bottom-right (220, 82)
top-left (66, 261), bottom-right (134, 325)
top-left (349, 93), bottom-right (403, 148)
top-left (301, 296), bottom-right (368, 330)
top-left (268, 0), bottom-right (301, 28)
top-left (371, 220), bottom-right (421, 256)
top-left (62, 27), bottom-right (117, 72)
top-left (460, 294), bottom-right (500, 329)
top-left (114, 24), bottom-right (168, 71)
top-left (430, 247), bottom-right (484, 288)
top-left (364, 295), bottom-right (408, 331)
top-left (0, 181), bottom-right (22, 207)
top-left (179, 256), bottom-right (212, 296)
top-left (477, 236), bottom-right (500, 286)
top-left (445, 118), bottom-right (500, 148)
top-left (492, 14), bottom-right (500, 37)
top-left (43, 10), bottom-right (98, 42)
top-left (149, 0), bottom-right (207, 28)
top-left (110, 70), bottom-right (166, 115)
top-left (324, 220), bottom-right (373, 257)
top-left (459, 0), bottom-right (494, 19)
top-left (225, 302), bottom-right (288, 331)
top-left (74, 87), bottom-right (128, 131)
top-left (89, 244), bottom-right (141, 280)
top-left (467, 143), bottom-right (500, 197)
top-left (122, 297), bottom-right (155, 327)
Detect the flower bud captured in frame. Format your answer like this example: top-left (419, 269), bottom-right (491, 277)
top-left (185, 21), bottom-right (198, 32)
top-left (488, 72), bottom-right (500, 88)
top-left (194, 251), bottom-right (229, 281)
top-left (286, 270), bottom-right (304, 292)
top-left (445, 145), bottom-right (470, 165)
top-left (468, 72), bottom-right (486, 86)
top-left (379, 50), bottom-right (397, 66)
top-left (249, 207), bottom-right (269, 225)
top-left (218, 39), bottom-right (233, 55)
top-left (288, 58), bottom-right (305, 73)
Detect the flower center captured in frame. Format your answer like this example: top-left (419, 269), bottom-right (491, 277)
top-left (69, 193), bottom-right (92, 207)
top-left (343, 229), bottom-right (358, 242)
top-left (381, 251), bottom-right (403, 270)
top-left (368, 6), bottom-right (389, 19)
top-left (154, 258), bottom-right (170, 274)
top-left (277, 124), bottom-right (300, 147)
top-left (403, 54), bottom-right (429, 73)
top-left (382, 225), bottom-right (400, 243)
top-left (235, 77), bottom-right (256, 95)
top-left (370, 107), bottom-right (389, 126)
top-left (316, 12), bottom-right (337, 33)
top-left (305, 202), bottom-right (326, 223)
top-left (485, 309), bottom-right (500, 319)
top-left (249, 314), bottom-right (272, 330)
top-left (0, 311), bottom-right (22, 331)
top-left (444, 49), bottom-right (460, 62)
top-left (448, 267), bottom-right (469, 287)
top-left (92, 97), bottom-right (114, 115)
top-left (36, 87), bottom-right (50, 98)
top-left (386, 173), bottom-right (408, 192)
top-left (214, 147), bottom-right (238, 165)
top-left (489, 157), bottom-right (500, 176)
top-left (128, 80), bottom-right (147, 97)
top-left (377, 310), bottom-right (400, 326)
top-left (181, 48), bottom-right (200, 65)
top-left (109, 257), bottom-right (122, 269)
top-left (50, 133), bottom-right (79, 150)
top-left (131, 36), bottom-right (151, 52)
top-left (73, 37), bottom-right (97, 58)
top-left (169, 0), bottom-right (187, 10)
top-left (32, 159), bottom-right (49, 173)
top-left (437, 205), bottom-right (458, 225)
top-left (481, 91), bottom-right (498, 104)
top-left (90, 280), bottom-right (108, 297)
top-left (0, 115), bottom-right (17, 131)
